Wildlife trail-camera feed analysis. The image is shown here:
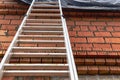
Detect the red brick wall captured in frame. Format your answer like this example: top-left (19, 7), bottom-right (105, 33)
top-left (64, 10), bottom-right (120, 75)
top-left (0, 0), bottom-right (28, 56)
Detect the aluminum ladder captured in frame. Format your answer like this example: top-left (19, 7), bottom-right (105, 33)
top-left (0, 0), bottom-right (78, 80)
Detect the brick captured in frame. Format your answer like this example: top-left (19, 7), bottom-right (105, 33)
top-left (31, 58), bottom-right (41, 63)
top-left (113, 27), bottom-right (120, 31)
top-left (88, 66), bottom-right (98, 74)
top-left (78, 32), bottom-right (93, 37)
top-left (69, 31), bottom-right (76, 36)
top-left (85, 58), bottom-right (95, 65)
top-left (87, 52), bottom-right (98, 57)
top-left (95, 58), bottom-right (105, 65)
top-left (110, 66), bottom-right (120, 74)
top-left (8, 31), bottom-right (16, 36)
top-left (97, 52), bottom-right (108, 57)
top-left (112, 32), bottom-right (120, 37)
top-left (70, 37), bottom-right (87, 43)
top-left (106, 59), bottom-right (116, 66)
top-left (82, 17), bottom-right (96, 21)
top-left (80, 26), bottom-right (89, 31)
top-left (77, 66), bottom-right (88, 75)
top-left (107, 22), bottom-right (120, 26)
top-left (8, 9), bottom-right (17, 15)
top-left (74, 51), bottom-right (87, 57)
top-left (0, 15), bottom-right (4, 19)
top-left (0, 30), bottom-right (7, 35)
top-left (116, 59), bottom-right (120, 66)
top-left (88, 38), bottom-right (105, 43)
top-left (97, 26), bottom-right (106, 31)
top-left (0, 36), bottom-right (13, 42)
top-left (89, 26), bottom-right (97, 31)
top-left (76, 43), bottom-right (92, 48)
top-left (98, 66), bottom-right (109, 74)
top-left (91, 22), bottom-right (106, 26)
top-left (75, 58), bottom-right (84, 65)
top-left (66, 20), bottom-right (74, 26)
top-left (112, 44), bottom-right (120, 48)
top-left (0, 20), bottom-right (10, 24)
top-left (95, 32), bottom-right (111, 37)
top-left (73, 26), bottom-right (80, 31)
top-left (11, 20), bottom-right (22, 24)
top-left (76, 21), bottom-right (90, 26)
top-left (93, 44), bottom-right (111, 48)
top-left (0, 9), bottom-right (8, 15)
top-left (1, 24), bottom-right (18, 30)
top-left (20, 58), bottom-right (30, 63)
top-left (5, 15), bottom-right (20, 19)
top-left (105, 38), bottom-right (120, 43)
top-left (52, 58), bottom-right (63, 63)
top-left (106, 27), bottom-right (113, 31)
top-left (107, 52), bottom-right (118, 58)
top-left (2, 77), bottom-right (14, 80)
top-left (97, 17), bottom-right (112, 21)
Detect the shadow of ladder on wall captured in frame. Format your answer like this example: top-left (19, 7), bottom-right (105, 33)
top-left (0, 0), bottom-right (78, 80)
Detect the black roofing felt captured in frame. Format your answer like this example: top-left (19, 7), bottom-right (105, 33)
top-left (20, 0), bottom-right (120, 11)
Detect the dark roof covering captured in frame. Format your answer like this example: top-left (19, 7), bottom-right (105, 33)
top-left (20, 0), bottom-right (120, 11)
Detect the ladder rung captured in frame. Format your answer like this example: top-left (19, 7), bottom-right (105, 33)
top-left (33, 5), bottom-right (59, 8)
top-left (22, 31), bottom-right (63, 35)
top-left (12, 47), bottom-right (66, 50)
top-left (12, 53), bottom-right (66, 57)
top-left (22, 27), bottom-right (62, 31)
top-left (18, 35), bottom-right (64, 38)
top-left (4, 64), bottom-right (68, 70)
top-left (23, 26), bottom-right (62, 28)
top-left (26, 19), bottom-right (61, 23)
top-left (16, 40), bottom-right (64, 43)
top-left (25, 23), bottom-right (62, 26)
top-left (29, 13), bottom-right (60, 17)
top-left (34, 2), bottom-right (59, 4)
top-left (31, 9), bottom-right (60, 12)
top-left (4, 70), bottom-right (69, 76)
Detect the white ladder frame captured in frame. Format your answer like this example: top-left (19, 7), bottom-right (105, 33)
top-left (58, 0), bottom-right (79, 80)
top-left (0, 0), bottom-right (35, 79)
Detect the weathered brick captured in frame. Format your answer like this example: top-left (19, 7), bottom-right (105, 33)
top-left (66, 20), bottom-right (75, 26)
top-left (107, 22), bottom-right (120, 26)
top-left (0, 36), bottom-right (13, 42)
top-left (2, 77), bottom-right (14, 80)
top-left (88, 38), bottom-right (105, 43)
top-left (89, 26), bottom-right (97, 31)
top-left (68, 31), bottom-right (76, 36)
top-left (80, 26), bottom-right (89, 31)
top-left (77, 66), bottom-right (88, 75)
top-left (106, 59), bottom-right (116, 66)
top-left (70, 37), bottom-right (87, 43)
top-left (91, 22), bottom-right (106, 26)
top-left (112, 32), bottom-right (120, 37)
top-left (0, 20), bottom-right (10, 24)
top-left (5, 15), bottom-right (20, 19)
top-left (88, 66), bottom-right (98, 74)
top-left (85, 58), bottom-right (95, 65)
top-left (75, 58), bottom-right (84, 65)
top-left (105, 38), bottom-right (120, 43)
top-left (76, 21), bottom-right (90, 26)
top-left (78, 32), bottom-right (93, 37)
top-left (95, 32), bottom-right (111, 37)
top-left (11, 20), bottom-right (22, 24)
top-left (93, 44), bottom-right (111, 48)
top-left (76, 43), bottom-right (92, 48)
top-left (99, 66), bottom-right (109, 74)
top-left (110, 66), bottom-right (120, 74)
top-left (95, 58), bottom-right (105, 65)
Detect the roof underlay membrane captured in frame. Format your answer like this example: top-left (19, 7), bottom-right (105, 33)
top-left (20, 0), bottom-right (120, 10)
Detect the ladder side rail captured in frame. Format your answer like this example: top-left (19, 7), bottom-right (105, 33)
top-left (0, 0), bottom-right (35, 79)
top-left (58, 0), bottom-right (79, 80)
